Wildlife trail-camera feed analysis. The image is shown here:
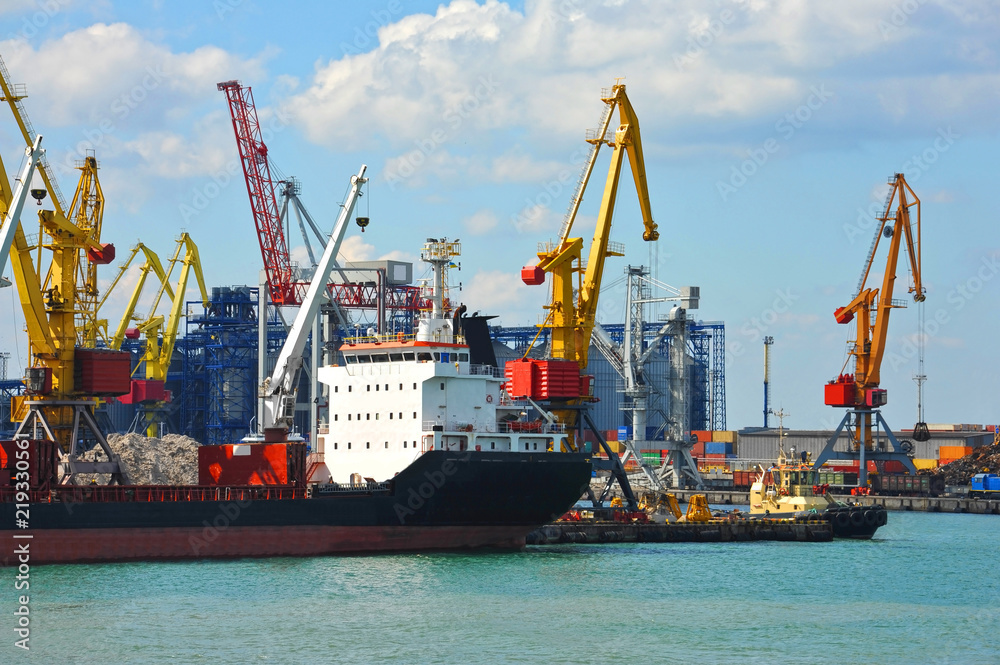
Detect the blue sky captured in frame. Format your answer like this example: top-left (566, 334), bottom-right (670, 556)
top-left (0, 0), bottom-right (997, 432)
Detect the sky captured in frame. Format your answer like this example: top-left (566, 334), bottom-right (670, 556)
top-left (0, 0), bottom-right (997, 432)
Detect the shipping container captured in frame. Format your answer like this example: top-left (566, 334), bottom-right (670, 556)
top-left (883, 460), bottom-right (904, 473)
top-left (605, 429), bottom-right (618, 442)
top-left (938, 445), bottom-right (972, 459)
top-left (691, 441), bottom-right (705, 457)
top-left (912, 458), bottom-right (938, 471)
top-left (618, 426), bottom-right (632, 441)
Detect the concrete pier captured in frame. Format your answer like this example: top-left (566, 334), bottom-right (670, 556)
top-left (527, 519), bottom-right (832, 545)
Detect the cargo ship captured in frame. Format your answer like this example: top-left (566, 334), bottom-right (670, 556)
top-left (0, 238), bottom-right (592, 565)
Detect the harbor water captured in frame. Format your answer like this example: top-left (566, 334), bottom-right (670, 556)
top-left (4, 510), bottom-right (998, 664)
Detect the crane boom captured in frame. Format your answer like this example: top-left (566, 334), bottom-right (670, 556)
top-left (0, 135), bottom-right (43, 279)
top-left (525, 82), bottom-right (658, 369)
top-left (217, 80), bottom-right (295, 305)
top-left (260, 165), bottom-right (367, 438)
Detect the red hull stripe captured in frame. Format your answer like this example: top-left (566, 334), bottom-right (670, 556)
top-left (0, 526), bottom-right (529, 565)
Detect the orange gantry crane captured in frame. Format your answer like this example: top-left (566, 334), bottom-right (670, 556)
top-left (816, 173), bottom-right (925, 485)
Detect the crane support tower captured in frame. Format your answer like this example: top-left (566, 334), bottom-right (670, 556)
top-left (816, 174), bottom-right (924, 485)
top-left (517, 82), bottom-right (660, 510)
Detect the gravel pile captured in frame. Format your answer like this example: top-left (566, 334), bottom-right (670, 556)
top-left (77, 433), bottom-right (201, 485)
top-left (924, 442), bottom-right (1000, 486)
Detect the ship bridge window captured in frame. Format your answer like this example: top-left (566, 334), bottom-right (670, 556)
top-left (372, 353), bottom-right (389, 363)
top-left (418, 352), bottom-right (432, 361)
top-left (345, 355), bottom-right (358, 364)
top-left (433, 352), bottom-right (440, 361)
top-left (440, 382), bottom-right (445, 390)
top-left (390, 353), bottom-right (404, 362)
top-left (357, 355), bottom-right (372, 364)
top-left (404, 353), bottom-right (416, 361)
top-left (459, 353), bottom-right (469, 362)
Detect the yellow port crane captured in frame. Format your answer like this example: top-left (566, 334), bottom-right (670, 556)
top-left (102, 234), bottom-right (208, 437)
top-left (518, 82), bottom-right (659, 511)
top-left (0, 55), bottom-right (129, 482)
top-left (523, 81), bottom-right (658, 370)
top-left (817, 173), bottom-right (925, 485)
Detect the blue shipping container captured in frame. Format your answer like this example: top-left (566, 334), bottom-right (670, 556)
top-left (618, 426), bottom-right (632, 440)
top-left (705, 442), bottom-right (732, 455)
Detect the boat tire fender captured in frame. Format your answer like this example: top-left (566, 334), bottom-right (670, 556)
top-left (850, 509), bottom-right (865, 527)
top-left (863, 509), bottom-right (878, 527)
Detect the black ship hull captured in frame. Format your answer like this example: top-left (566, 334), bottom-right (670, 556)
top-left (1, 451), bottom-right (592, 565)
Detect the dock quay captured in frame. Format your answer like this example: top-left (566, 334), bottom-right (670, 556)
top-left (527, 519), bottom-right (832, 545)
top-left (659, 489), bottom-right (1000, 515)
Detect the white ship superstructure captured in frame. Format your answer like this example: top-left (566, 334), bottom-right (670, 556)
top-left (313, 238), bottom-right (567, 484)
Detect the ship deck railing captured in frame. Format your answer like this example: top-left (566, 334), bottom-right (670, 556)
top-left (313, 481), bottom-right (391, 495)
top-left (1, 484), bottom-right (309, 504)
top-left (468, 364), bottom-right (504, 377)
top-left (421, 421), bottom-right (566, 435)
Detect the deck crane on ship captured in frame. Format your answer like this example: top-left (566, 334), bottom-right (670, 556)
top-left (516, 81), bottom-right (662, 509)
top-left (817, 173), bottom-right (925, 486)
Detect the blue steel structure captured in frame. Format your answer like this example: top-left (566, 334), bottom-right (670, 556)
top-left (172, 286), bottom-right (288, 445)
top-left (491, 321), bottom-right (725, 432)
top-left (0, 380), bottom-right (23, 438)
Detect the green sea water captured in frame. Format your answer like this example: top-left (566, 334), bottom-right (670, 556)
top-left (3, 510), bottom-right (998, 664)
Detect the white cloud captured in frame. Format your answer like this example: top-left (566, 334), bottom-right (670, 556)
top-left (0, 22), bottom-right (267, 128)
top-left (285, 0), bottom-right (1000, 168)
top-left (462, 208), bottom-right (498, 236)
top-left (461, 268), bottom-right (546, 324)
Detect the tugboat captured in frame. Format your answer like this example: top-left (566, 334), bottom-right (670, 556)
top-left (748, 446), bottom-right (887, 539)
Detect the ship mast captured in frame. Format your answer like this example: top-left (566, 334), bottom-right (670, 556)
top-left (416, 238), bottom-right (461, 343)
